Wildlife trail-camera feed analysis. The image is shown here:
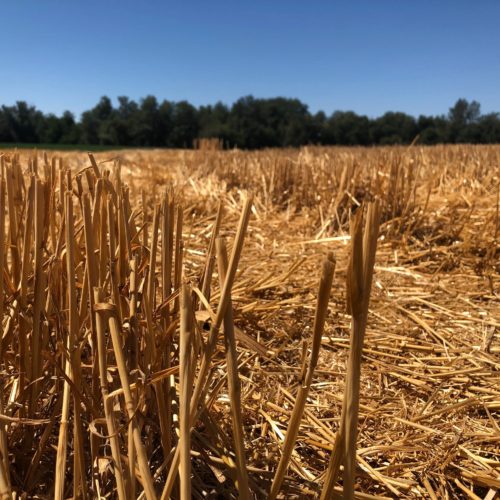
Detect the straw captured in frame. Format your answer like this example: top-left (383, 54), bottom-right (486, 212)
top-left (269, 252), bottom-right (335, 499)
top-left (0, 146), bottom-right (497, 499)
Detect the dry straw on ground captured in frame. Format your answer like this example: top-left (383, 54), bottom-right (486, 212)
top-left (0, 145), bottom-right (498, 499)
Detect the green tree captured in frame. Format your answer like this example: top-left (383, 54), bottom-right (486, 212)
top-left (170, 101), bottom-right (199, 148)
top-left (417, 115), bottom-right (448, 144)
top-left (448, 99), bottom-right (481, 142)
top-left (478, 113), bottom-right (500, 143)
top-left (158, 100), bottom-right (175, 147)
top-left (371, 112), bottom-right (417, 144)
top-left (327, 111), bottom-right (370, 145)
top-left (105, 96), bottom-right (138, 145)
top-left (1, 95), bottom-right (499, 148)
top-left (198, 102), bottom-right (231, 144)
top-left (134, 96), bottom-right (159, 146)
top-left (0, 107), bottom-right (16, 142)
top-left (80, 96), bottom-right (114, 145)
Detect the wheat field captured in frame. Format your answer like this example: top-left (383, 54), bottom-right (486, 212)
top-left (0, 145), bottom-right (498, 499)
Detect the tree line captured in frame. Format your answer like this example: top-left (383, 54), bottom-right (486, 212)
top-left (0, 95), bottom-right (499, 148)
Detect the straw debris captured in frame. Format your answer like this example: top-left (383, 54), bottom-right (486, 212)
top-left (0, 145), bottom-right (497, 498)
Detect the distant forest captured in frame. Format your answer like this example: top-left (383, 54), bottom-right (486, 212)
top-left (1, 96), bottom-right (499, 149)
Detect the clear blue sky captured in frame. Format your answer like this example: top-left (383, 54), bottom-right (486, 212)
top-left (1, 0), bottom-right (499, 119)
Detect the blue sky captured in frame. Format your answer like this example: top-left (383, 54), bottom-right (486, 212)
top-left (0, 0), bottom-right (498, 119)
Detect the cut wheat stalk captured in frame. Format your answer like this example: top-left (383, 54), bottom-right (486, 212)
top-left (0, 165), bottom-right (10, 500)
top-left (93, 287), bottom-right (127, 500)
top-left (160, 194), bottom-right (253, 500)
top-left (148, 203), bottom-right (172, 463)
top-left (29, 178), bottom-right (45, 415)
top-left (179, 283), bottom-right (193, 500)
top-left (216, 236), bottom-right (251, 499)
top-left (18, 176), bottom-right (35, 417)
top-left (23, 400), bottom-right (63, 491)
top-left (343, 201), bottom-right (381, 497)
top-left (321, 200), bottom-right (380, 499)
top-left (0, 165), bottom-right (4, 340)
top-left (173, 205), bottom-right (183, 314)
top-left (104, 300), bottom-right (157, 499)
top-left (82, 193), bottom-right (101, 483)
top-left (200, 201), bottom-right (224, 304)
top-left (269, 252), bottom-right (335, 499)
top-left (107, 197), bottom-right (123, 323)
top-left (117, 188), bottom-right (128, 288)
top-left (160, 194), bottom-right (174, 464)
top-left (54, 192), bottom-right (78, 500)
top-left (190, 195), bottom-right (253, 414)
top-left (5, 162), bottom-right (20, 285)
top-left (147, 205), bottom-right (160, 313)
top-left (127, 257), bottom-right (139, 499)
top-left (98, 193), bottom-right (109, 288)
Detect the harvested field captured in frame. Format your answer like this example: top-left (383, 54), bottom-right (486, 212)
top-left (0, 145), bottom-right (498, 499)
